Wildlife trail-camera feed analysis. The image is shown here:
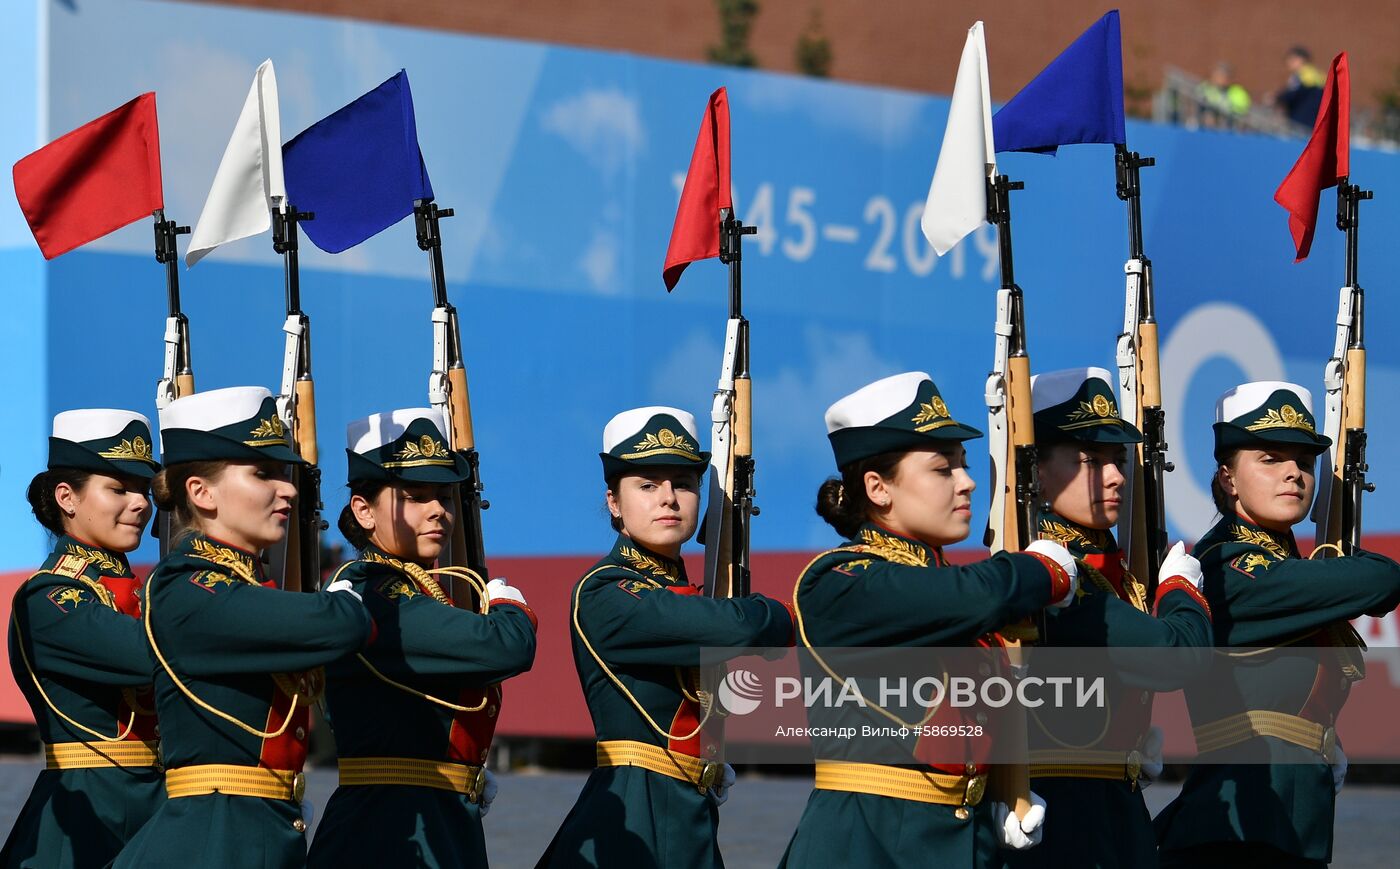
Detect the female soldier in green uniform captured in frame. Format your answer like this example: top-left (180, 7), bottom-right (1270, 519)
top-left (538, 406), bottom-right (795, 869)
top-left (779, 372), bottom-right (1080, 869)
top-left (1007, 367), bottom-right (1213, 869)
top-left (1155, 381), bottom-right (1400, 868)
top-left (308, 409), bottom-right (537, 868)
top-left (3, 410), bottom-right (163, 868)
top-left (113, 386), bottom-right (374, 869)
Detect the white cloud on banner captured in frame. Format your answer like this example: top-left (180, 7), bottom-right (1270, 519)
top-left (737, 76), bottom-right (925, 149)
top-left (540, 87), bottom-right (647, 177)
top-left (578, 227), bottom-right (622, 295)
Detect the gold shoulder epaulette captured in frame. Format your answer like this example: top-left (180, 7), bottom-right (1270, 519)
top-left (49, 555), bottom-right (90, 579)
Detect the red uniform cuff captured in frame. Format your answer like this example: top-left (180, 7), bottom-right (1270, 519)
top-left (490, 598), bottom-right (539, 631)
top-left (1025, 552), bottom-right (1072, 605)
top-left (1152, 577), bottom-right (1212, 620)
top-left (783, 600), bottom-right (799, 647)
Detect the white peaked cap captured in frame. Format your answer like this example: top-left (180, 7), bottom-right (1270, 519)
top-left (1030, 367), bottom-right (1116, 412)
top-left (347, 408), bottom-right (448, 453)
top-left (159, 386), bottom-right (273, 433)
top-left (1216, 381), bottom-right (1314, 422)
top-left (603, 406), bottom-right (700, 452)
top-left (825, 372), bottom-right (929, 434)
top-left (52, 409), bottom-right (150, 442)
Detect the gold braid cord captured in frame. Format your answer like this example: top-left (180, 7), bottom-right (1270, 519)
top-left (11, 569), bottom-right (137, 743)
top-left (572, 565), bottom-right (716, 742)
top-left (351, 556), bottom-right (494, 713)
top-left (144, 569), bottom-right (299, 740)
top-left (791, 548), bottom-right (945, 730)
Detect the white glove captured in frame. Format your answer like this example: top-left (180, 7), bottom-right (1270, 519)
top-left (300, 798), bottom-right (315, 829)
top-left (1158, 541), bottom-right (1204, 591)
top-left (1331, 745), bottom-right (1347, 795)
top-left (993, 791), bottom-right (1047, 849)
top-left (1024, 540), bottom-right (1079, 608)
top-left (479, 768), bottom-right (499, 816)
top-left (707, 763), bottom-right (737, 807)
top-left (324, 578), bottom-right (362, 602)
top-left (1139, 725), bottom-right (1164, 787)
top-left (486, 578), bottom-right (527, 607)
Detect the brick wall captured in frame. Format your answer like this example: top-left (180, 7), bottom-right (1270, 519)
top-left (180, 0), bottom-right (1400, 114)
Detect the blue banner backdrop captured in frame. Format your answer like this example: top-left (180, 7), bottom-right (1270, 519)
top-left (1, 0), bottom-right (1397, 571)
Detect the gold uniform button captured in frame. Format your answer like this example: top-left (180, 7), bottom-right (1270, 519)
top-left (487, 705), bottom-right (498, 719)
top-left (294, 727), bottom-right (307, 741)
top-left (965, 762), bottom-right (977, 775)
top-left (954, 807), bottom-right (970, 820)
top-left (292, 818), bottom-right (307, 833)
top-left (153, 725), bottom-right (160, 737)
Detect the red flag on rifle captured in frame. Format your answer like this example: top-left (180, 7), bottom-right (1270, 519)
top-left (1274, 53), bottom-right (1349, 262)
top-left (662, 87), bottom-right (731, 291)
top-left (13, 92), bottom-right (164, 259)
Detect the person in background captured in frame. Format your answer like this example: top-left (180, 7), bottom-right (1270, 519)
top-left (1271, 46), bottom-right (1325, 127)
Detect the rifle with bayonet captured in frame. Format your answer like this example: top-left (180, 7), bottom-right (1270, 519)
top-left (153, 210), bottom-right (194, 555)
top-left (415, 199), bottom-right (489, 608)
top-left (269, 204), bottom-right (322, 593)
top-left (1113, 146), bottom-right (1173, 597)
top-left (702, 209), bottom-right (759, 600)
top-left (981, 173), bottom-right (1036, 822)
top-left (1313, 179), bottom-right (1374, 555)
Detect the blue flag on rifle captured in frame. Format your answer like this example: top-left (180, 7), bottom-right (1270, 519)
top-left (283, 70), bottom-right (434, 253)
top-left (992, 10), bottom-right (1125, 154)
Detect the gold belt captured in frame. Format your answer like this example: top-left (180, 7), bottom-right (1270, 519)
top-left (44, 740), bottom-right (160, 770)
top-left (1029, 749), bottom-right (1144, 785)
top-left (338, 756), bottom-right (487, 802)
top-left (1193, 710), bottom-right (1336, 760)
top-left (165, 764), bottom-right (306, 802)
top-left (814, 761), bottom-right (986, 807)
top-left (596, 739), bottom-right (722, 794)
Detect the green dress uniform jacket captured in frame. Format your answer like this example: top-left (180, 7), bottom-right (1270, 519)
top-left (2, 536), bottom-right (162, 869)
top-left (778, 523), bottom-right (1070, 869)
top-left (1006, 514), bottom-right (1213, 869)
top-left (112, 534), bottom-right (373, 869)
top-left (308, 547), bottom-right (538, 868)
top-left (1155, 514), bottom-right (1400, 867)
top-left (537, 535), bottom-right (794, 869)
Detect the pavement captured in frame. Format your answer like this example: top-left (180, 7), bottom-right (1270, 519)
top-left (2, 762), bottom-right (1397, 867)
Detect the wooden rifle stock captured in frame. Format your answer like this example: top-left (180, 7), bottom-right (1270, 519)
top-left (271, 205), bottom-right (321, 593)
top-left (1315, 181), bottom-right (1374, 556)
top-left (984, 175), bottom-right (1034, 823)
top-left (415, 200), bottom-right (489, 608)
top-left (153, 211), bottom-right (193, 556)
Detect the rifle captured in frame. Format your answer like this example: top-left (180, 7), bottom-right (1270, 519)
top-left (153, 209), bottom-right (193, 556)
top-left (981, 173), bottom-right (1036, 822)
top-left (1113, 146), bottom-right (1173, 596)
top-left (269, 204), bottom-right (322, 592)
top-left (984, 175), bottom-right (1038, 557)
top-left (416, 199), bottom-right (489, 608)
top-left (702, 209), bottom-right (758, 599)
top-left (1313, 179), bottom-right (1374, 555)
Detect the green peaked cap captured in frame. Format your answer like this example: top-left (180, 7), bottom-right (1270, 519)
top-left (346, 409), bottom-right (468, 484)
top-left (825, 372), bottom-right (982, 468)
top-left (1213, 381), bottom-right (1330, 461)
top-left (1030, 367), bottom-right (1142, 445)
top-left (49, 409), bottom-right (160, 479)
top-left (159, 386), bottom-right (304, 466)
top-left (600, 406), bottom-right (710, 479)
